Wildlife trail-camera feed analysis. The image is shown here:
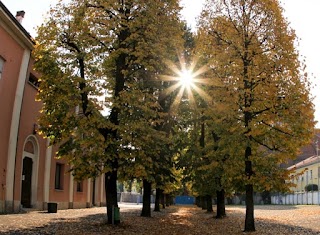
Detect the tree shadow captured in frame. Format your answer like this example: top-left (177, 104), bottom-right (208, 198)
top-left (254, 205), bottom-right (299, 210)
top-left (0, 213), bottom-right (109, 235)
top-left (255, 220), bottom-right (320, 235)
top-left (0, 207), bottom-right (171, 235)
top-left (228, 204), bottom-right (299, 210)
top-left (0, 206), bottom-right (319, 235)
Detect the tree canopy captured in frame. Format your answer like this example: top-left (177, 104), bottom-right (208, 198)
top-left (33, 0), bottom-right (315, 232)
top-left (34, 0), bottom-right (185, 223)
top-left (196, 0), bottom-right (315, 231)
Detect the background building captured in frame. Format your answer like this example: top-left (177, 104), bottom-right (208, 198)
top-left (287, 130), bottom-right (320, 193)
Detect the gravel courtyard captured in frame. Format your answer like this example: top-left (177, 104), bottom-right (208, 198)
top-left (0, 204), bottom-right (320, 234)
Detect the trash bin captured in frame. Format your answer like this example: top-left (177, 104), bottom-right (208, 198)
top-left (48, 202), bottom-right (57, 213)
top-left (113, 206), bottom-right (120, 224)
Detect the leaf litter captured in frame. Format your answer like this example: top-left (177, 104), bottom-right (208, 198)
top-left (0, 205), bottom-right (319, 234)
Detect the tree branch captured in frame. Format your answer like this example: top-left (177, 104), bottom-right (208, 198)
top-left (261, 120), bottom-right (294, 137)
top-left (86, 3), bottom-right (117, 19)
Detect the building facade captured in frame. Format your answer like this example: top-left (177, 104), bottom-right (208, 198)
top-left (288, 155), bottom-right (320, 192)
top-left (0, 2), bottom-right (105, 213)
top-left (286, 130), bottom-right (320, 193)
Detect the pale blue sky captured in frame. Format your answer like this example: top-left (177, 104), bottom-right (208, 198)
top-left (2, 0), bottom-right (319, 127)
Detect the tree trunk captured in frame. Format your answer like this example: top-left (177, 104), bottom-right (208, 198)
top-left (169, 195), bottom-right (174, 205)
top-left (245, 184), bottom-right (255, 231)
top-left (244, 146), bottom-right (255, 232)
top-left (141, 180), bottom-right (152, 217)
top-left (196, 196), bottom-right (201, 207)
top-left (242, 41), bottom-right (255, 230)
top-left (103, 23), bottom-right (127, 225)
top-left (160, 190), bottom-right (165, 209)
top-left (128, 180), bottom-right (132, 192)
top-left (206, 195), bottom-right (213, 212)
top-left (165, 194), bottom-right (170, 207)
top-left (154, 188), bottom-right (161, 212)
top-left (105, 168), bottom-right (119, 224)
top-left (201, 196), bottom-right (207, 210)
top-left (262, 191), bottom-right (271, 205)
top-left (216, 189), bottom-right (226, 218)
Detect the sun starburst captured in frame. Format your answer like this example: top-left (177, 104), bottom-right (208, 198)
top-left (160, 56), bottom-right (212, 112)
top-left (178, 69), bottom-right (195, 88)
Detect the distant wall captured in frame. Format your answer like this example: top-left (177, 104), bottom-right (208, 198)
top-left (120, 192), bottom-right (155, 203)
top-left (271, 192), bottom-right (320, 205)
top-left (175, 196), bottom-right (195, 205)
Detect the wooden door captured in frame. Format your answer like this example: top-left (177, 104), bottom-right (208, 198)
top-left (21, 157), bottom-right (33, 208)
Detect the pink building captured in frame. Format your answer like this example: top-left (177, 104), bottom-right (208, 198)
top-left (0, 2), bottom-right (105, 213)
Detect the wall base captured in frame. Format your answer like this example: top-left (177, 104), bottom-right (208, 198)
top-left (4, 200), bottom-right (14, 213)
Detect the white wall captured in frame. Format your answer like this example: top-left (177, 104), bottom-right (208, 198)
top-left (272, 191), bottom-right (320, 205)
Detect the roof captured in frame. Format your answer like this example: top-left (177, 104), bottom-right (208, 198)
top-left (283, 129), bottom-right (320, 169)
top-left (0, 1), bottom-right (35, 49)
top-left (288, 155), bottom-right (320, 170)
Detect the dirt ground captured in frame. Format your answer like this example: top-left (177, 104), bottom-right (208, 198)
top-left (0, 203), bottom-right (320, 234)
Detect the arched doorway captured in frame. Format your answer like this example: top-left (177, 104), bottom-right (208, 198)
top-left (20, 137), bottom-right (39, 208)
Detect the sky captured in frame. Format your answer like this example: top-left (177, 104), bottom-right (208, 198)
top-left (2, 0), bottom-right (319, 127)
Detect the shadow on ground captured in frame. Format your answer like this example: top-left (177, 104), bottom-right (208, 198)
top-left (0, 206), bottom-right (319, 235)
top-left (250, 205), bottom-right (298, 210)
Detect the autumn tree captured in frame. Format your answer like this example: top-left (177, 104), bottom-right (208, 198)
top-left (204, 113), bottom-right (245, 218)
top-left (174, 103), bottom-right (215, 210)
top-left (182, 112), bottom-right (236, 217)
top-left (197, 0), bottom-right (315, 231)
top-left (34, 0), bottom-right (184, 224)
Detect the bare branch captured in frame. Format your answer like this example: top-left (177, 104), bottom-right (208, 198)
top-left (261, 121), bottom-right (294, 137)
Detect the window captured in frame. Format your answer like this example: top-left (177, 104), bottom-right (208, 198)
top-left (55, 163), bottom-right (64, 190)
top-left (0, 56), bottom-right (5, 80)
top-left (310, 170), bottom-right (313, 180)
top-left (76, 181), bottom-right (83, 192)
top-left (28, 73), bottom-right (40, 89)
